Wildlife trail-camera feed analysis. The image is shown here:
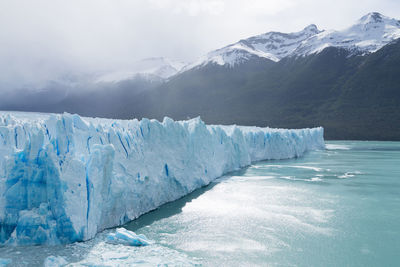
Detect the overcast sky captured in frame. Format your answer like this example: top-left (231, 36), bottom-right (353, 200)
top-left (1, 0), bottom-right (400, 87)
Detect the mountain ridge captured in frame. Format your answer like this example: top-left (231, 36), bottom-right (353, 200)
top-left (183, 12), bottom-right (400, 71)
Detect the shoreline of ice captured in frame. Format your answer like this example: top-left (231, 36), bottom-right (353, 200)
top-left (0, 111), bottom-right (324, 245)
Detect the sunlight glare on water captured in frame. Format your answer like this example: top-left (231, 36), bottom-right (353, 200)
top-left (126, 141), bottom-right (400, 266)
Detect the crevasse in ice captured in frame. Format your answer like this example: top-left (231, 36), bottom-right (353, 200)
top-left (0, 112), bottom-right (324, 245)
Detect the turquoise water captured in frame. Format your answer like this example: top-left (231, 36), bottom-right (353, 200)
top-left (1, 141), bottom-right (399, 266)
top-left (125, 141), bottom-right (400, 266)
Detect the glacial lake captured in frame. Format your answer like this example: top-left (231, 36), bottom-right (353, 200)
top-left (1, 141), bottom-right (399, 266)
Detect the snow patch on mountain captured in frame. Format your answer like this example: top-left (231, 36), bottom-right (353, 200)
top-left (95, 57), bottom-right (186, 83)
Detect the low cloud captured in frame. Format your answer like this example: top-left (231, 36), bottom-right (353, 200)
top-left (0, 0), bottom-right (399, 89)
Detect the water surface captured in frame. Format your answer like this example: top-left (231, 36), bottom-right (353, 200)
top-left (125, 141), bottom-right (400, 266)
top-left (1, 141), bottom-right (399, 266)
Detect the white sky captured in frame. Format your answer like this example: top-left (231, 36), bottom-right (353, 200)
top-left (1, 0), bottom-right (400, 87)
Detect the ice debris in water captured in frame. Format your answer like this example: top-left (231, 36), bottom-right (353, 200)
top-left (106, 228), bottom-right (151, 246)
top-left (43, 256), bottom-right (67, 267)
top-left (0, 111), bottom-right (325, 245)
top-left (0, 258), bottom-right (12, 267)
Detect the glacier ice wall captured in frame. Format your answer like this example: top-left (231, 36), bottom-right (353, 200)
top-left (0, 112), bottom-right (324, 245)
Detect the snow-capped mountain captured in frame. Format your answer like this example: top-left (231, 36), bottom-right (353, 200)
top-left (185, 24), bottom-right (322, 69)
top-left (187, 12), bottom-right (400, 69)
top-left (294, 12), bottom-right (400, 56)
top-left (95, 57), bottom-right (186, 83)
top-left (82, 12), bottom-right (400, 82)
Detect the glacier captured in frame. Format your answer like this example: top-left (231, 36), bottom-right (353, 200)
top-left (0, 111), bottom-right (324, 245)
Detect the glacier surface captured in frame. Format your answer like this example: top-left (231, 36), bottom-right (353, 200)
top-left (0, 112), bottom-right (324, 245)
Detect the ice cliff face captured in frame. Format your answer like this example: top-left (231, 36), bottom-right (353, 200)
top-left (0, 112), bottom-right (324, 245)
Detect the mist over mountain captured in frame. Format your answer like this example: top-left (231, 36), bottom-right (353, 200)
top-left (1, 12), bottom-right (400, 140)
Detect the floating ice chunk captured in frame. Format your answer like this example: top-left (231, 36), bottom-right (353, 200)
top-left (43, 256), bottom-right (67, 267)
top-left (0, 258), bottom-right (11, 267)
top-left (106, 228), bottom-right (151, 246)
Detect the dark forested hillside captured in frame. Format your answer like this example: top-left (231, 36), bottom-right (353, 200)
top-left (1, 41), bottom-right (399, 140)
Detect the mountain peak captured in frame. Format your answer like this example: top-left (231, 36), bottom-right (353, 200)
top-left (359, 12), bottom-right (384, 23)
top-left (303, 24), bottom-right (320, 34)
top-left (356, 12), bottom-right (400, 28)
top-left (95, 57), bottom-right (186, 83)
top-left (350, 12), bottom-right (400, 33)
top-left (187, 24), bottom-right (324, 68)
